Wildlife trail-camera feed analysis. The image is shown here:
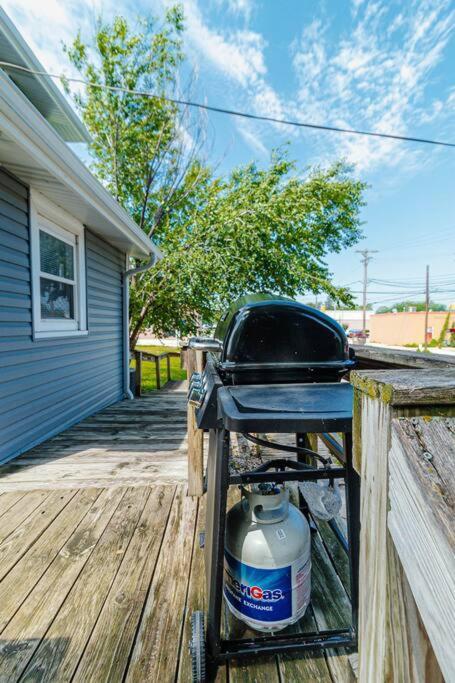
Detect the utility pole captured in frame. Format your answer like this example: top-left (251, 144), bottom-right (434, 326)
top-left (424, 264), bottom-right (430, 351)
top-left (356, 249), bottom-right (378, 338)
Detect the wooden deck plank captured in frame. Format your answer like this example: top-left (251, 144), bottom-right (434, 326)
top-left (278, 605), bottom-right (333, 681)
top-left (18, 487), bottom-right (151, 682)
top-left (125, 486), bottom-right (198, 683)
top-left (0, 472), bottom-right (186, 491)
top-left (10, 453), bottom-right (188, 466)
top-left (0, 489), bottom-right (77, 582)
top-left (0, 488), bottom-right (102, 632)
top-left (0, 490), bottom-right (50, 544)
top-left (0, 390), bottom-right (196, 491)
top-left (0, 487), bottom-right (126, 682)
top-left (0, 460), bottom-right (190, 484)
top-left (175, 497), bottom-right (229, 682)
top-left (311, 532), bottom-right (356, 683)
top-left (229, 657), bottom-right (281, 682)
top-left (72, 485), bottom-right (175, 683)
top-left (17, 449), bottom-right (188, 460)
top-left (176, 496), bottom-right (206, 683)
top-left (315, 519), bottom-right (351, 598)
top-left (0, 491), bottom-right (27, 518)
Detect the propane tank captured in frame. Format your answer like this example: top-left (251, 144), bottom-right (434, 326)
top-left (224, 484), bottom-right (311, 632)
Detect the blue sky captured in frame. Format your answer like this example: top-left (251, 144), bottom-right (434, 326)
top-left (4, 0), bottom-right (455, 308)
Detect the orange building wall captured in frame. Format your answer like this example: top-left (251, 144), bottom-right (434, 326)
top-left (369, 311), bottom-right (454, 346)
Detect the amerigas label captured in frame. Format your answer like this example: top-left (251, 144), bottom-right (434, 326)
top-left (224, 550), bottom-right (310, 624)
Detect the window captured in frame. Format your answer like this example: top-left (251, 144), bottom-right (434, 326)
top-left (31, 191), bottom-right (87, 339)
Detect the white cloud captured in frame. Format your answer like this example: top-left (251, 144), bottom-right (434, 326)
top-left (181, 0), bottom-right (288, 148)
top-left (236, 119), bottom-right (268, 156)
top-left (213, 0), bottom-right (255, 21)
top-left (291, 0), bottom-right (455, 172)
top-left (182, 1), bottom-right (266, 86)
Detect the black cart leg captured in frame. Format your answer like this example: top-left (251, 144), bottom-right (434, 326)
top-left (343, 431), bottom-right (360, 635)
top-left (205, 428), bottom-right (230, 661)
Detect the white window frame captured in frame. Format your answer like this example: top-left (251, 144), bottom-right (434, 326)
top-left (30, 190), bottom-right (87, 339)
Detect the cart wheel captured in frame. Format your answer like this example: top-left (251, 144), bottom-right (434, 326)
top-left (190, 611), bottom-right (206, 683)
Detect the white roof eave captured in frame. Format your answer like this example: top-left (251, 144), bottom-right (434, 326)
top-left (0, 69), bottom-right (160, 259)
top-left (0, 7), bottom-right (90, 143)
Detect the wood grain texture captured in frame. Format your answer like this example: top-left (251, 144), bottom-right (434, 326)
top-left (0, 487), bottom-right (126, 681)
top-left (388, 417), bottom-right (453, 683)
top-left (0, 491), bottom-right (26, 518)
top-left (0, 489), bottom-right (76, 582)
top-left (353, 374), bottom-right (452, 683)
top-left (0, 490), bottom-right (50, 544)
top-left (352, 345), bottom-right (455, 370)
top-left (18, 486), bottom-right (150, 682)
top-left (351, 368), bottom-right (455, 406)
top-left (125, 486), bottom-right (198, 682)
top-left (0, 388), bottom-right (193, 490)
top-left (0, 487), bottom-right (101, 632)
top-left (187, 348), bottom-right (204, 496)
top-left (72, 485), bottom-right (175, 683)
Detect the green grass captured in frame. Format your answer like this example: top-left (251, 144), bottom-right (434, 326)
top-left (131, 345), bottom-right (187, 392)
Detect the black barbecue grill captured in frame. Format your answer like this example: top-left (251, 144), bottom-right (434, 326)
top-left (188, 295), bottom-right (355, 426)
top-left (187, 295), bottom-right (360, 682)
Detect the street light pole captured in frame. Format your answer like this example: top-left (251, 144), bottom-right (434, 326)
top-left (424, 264), bottom-right (430, 351)
top-left (356, 249), bottom-right (378, 338)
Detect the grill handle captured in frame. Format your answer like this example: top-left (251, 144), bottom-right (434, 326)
top-left (188, 336), bottom-right (223, 353)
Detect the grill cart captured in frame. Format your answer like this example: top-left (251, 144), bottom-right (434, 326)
top-left (187, 296), bottom-right (360, 681)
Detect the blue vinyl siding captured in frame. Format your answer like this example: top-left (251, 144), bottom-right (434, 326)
top-left (0, 169), bottom-right (126, 463)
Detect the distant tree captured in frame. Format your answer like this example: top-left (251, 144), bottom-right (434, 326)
top-left (437, 311), bottom-right (451, 347)
top-left (376, 300), bottom-right (447, 313)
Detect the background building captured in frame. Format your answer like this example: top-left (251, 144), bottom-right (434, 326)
top-left (369, 310), bottom-right (454, 346)
top-left (323, 309), bottom-right (372, 331)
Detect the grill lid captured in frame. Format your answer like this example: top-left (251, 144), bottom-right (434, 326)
top-left (215, 295), bottom-right (353, 373)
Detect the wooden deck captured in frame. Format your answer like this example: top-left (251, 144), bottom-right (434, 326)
top-left (0, 484), bottom-right (355, 682)
top-left (0, 387), bottom-right (356, 682)
top-left (0, 386), bottom-right (192, 491)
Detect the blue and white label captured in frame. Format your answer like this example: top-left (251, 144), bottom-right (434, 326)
top-left (224, 550), bottom-right (292, 623)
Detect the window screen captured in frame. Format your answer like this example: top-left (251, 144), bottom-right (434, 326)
top-left (40, 231), bottom-right (74, 279)
top-left (39, 230), bottom-right (76, 321)
top-left (40, 277), bottom-right (74, 319)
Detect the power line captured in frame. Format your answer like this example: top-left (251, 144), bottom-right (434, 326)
top-left (1, 61), bottom-right (455, 148)
top-left (377, 228), bottom-right (455, 253)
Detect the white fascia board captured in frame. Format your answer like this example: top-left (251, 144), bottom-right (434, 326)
top-left (0, 70), bottom-right (161, 259)
top-left (0, 7), bottom-right (90, 143)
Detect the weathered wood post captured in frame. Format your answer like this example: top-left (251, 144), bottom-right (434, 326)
top-left (166, 354), bottom-right (171, 383)
top-left (154, 355), bottom-right (161, 390)
top-left (134, 351), bottom-right (142, 398)
top-left (352, 368), bottom-right (455, 683)
top-left (187, 348), bottom-right (205, 496)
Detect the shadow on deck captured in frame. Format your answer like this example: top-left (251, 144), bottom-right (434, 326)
top-left (0, 388), bottom-right (190, 491)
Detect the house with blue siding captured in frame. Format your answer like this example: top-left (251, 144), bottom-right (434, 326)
top-left (0, 10), bottom-right (159, 464)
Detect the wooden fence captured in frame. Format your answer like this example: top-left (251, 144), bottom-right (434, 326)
top-left (352, 368), bottom-right (455, 682)
top-left (134, 350), bottom-right (182, 396)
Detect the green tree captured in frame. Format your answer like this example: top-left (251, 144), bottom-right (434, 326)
top-left (65, 11), bottom-right (366, 348)
top-left (64, 8), bottom-right (201, 233)
top-left (376, 300), bottom-right (447, 313)
top-left (130, 155), bottom-right (365, 345)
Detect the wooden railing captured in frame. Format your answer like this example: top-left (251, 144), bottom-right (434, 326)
top-left (186, 347), bottom-right (205, 497)
top-left (134, 350), bottom-right (182, 396)
top-left (352, 368), bottom-right (455, 682)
